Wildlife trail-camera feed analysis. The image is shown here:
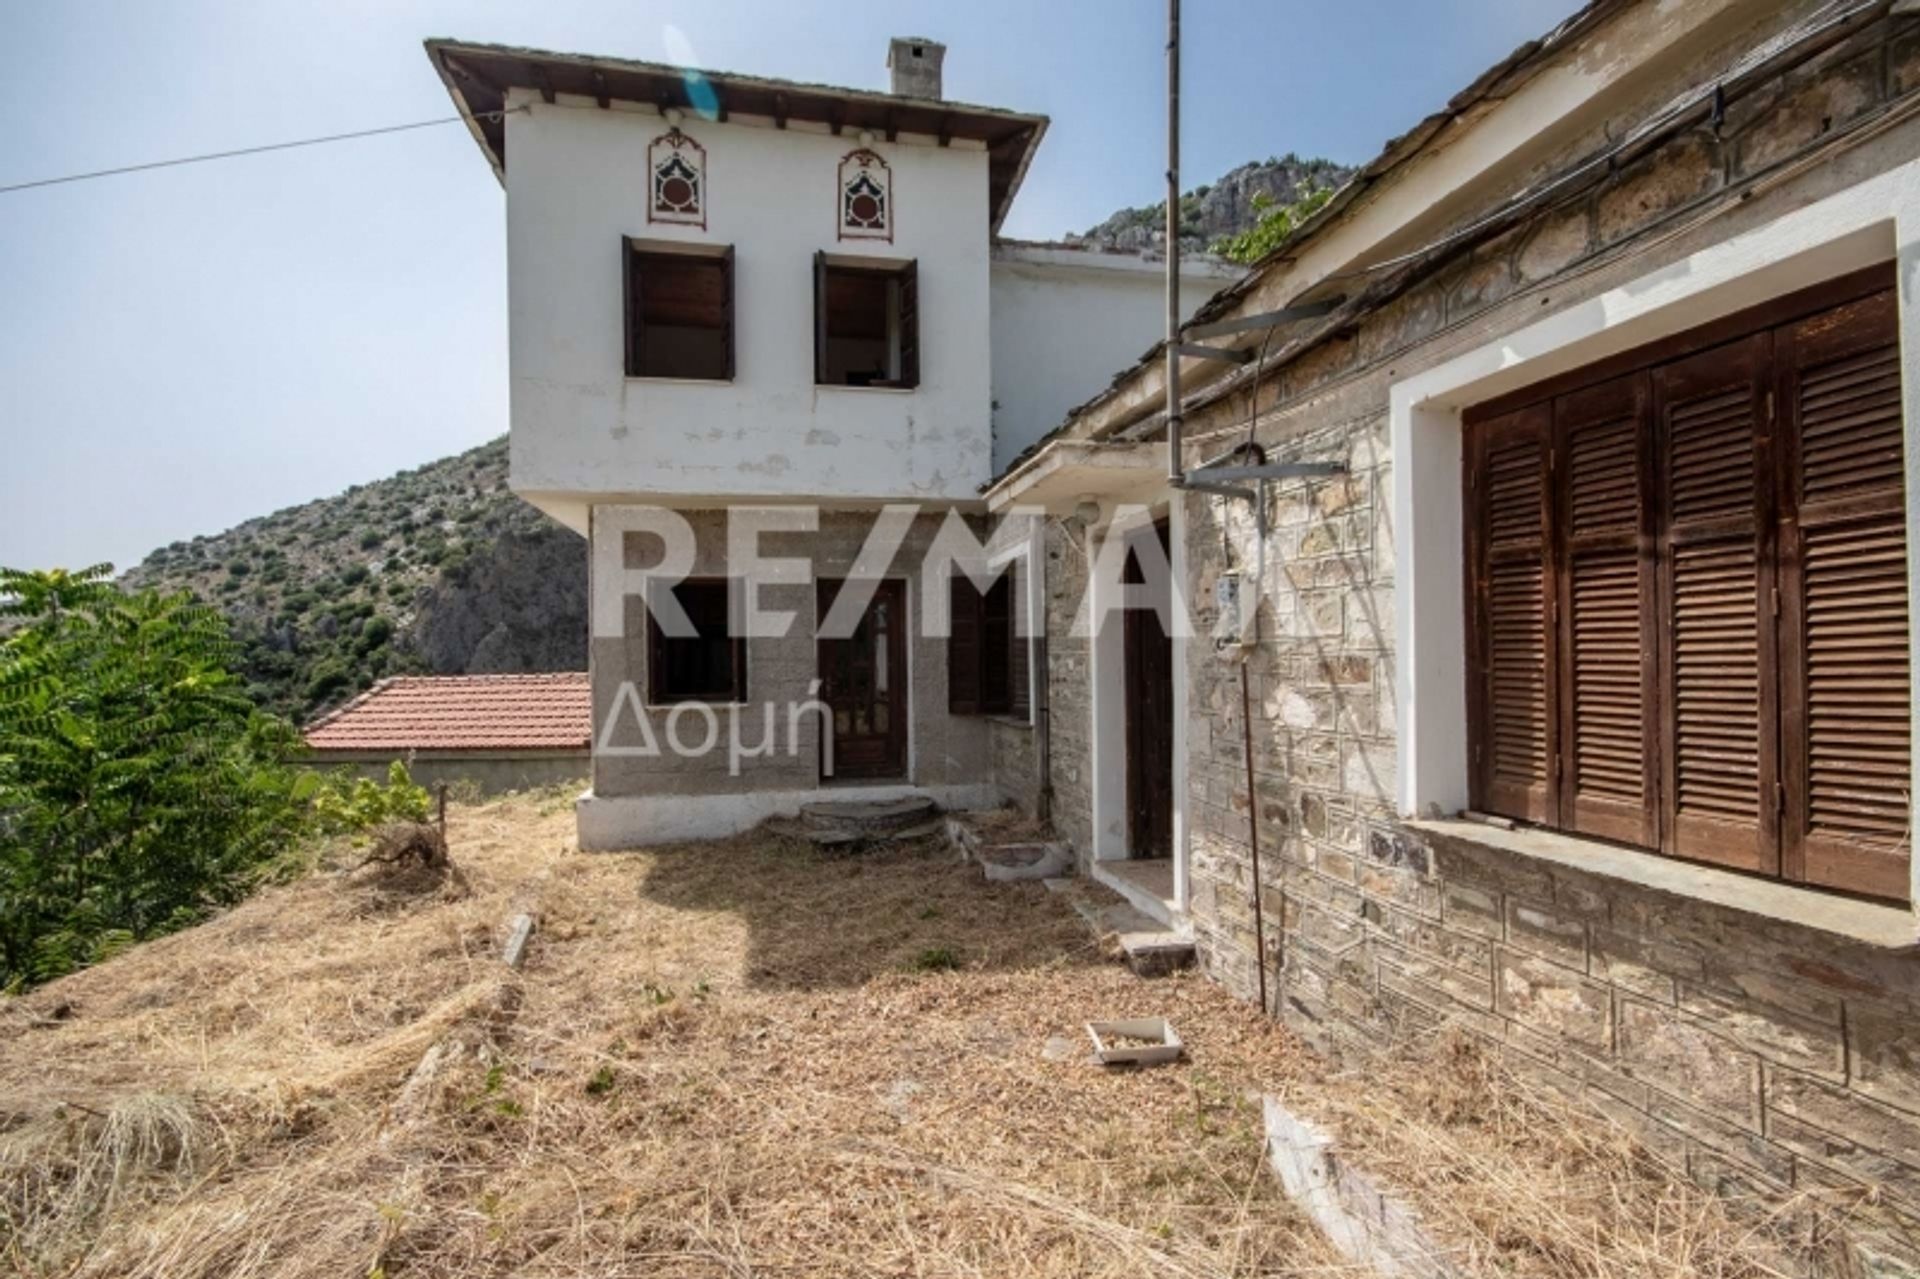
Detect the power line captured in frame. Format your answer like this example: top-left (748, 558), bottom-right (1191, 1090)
top-left (0, 107), bottom-right (524, 196)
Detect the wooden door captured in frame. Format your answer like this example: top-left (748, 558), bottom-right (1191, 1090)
top-left (817, 578), bottom-right (908, 781)
top-left (1124, 522), bottom-right (1175, 858)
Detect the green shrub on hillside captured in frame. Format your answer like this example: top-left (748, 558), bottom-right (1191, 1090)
top-left (0, 567), bottom-right (429, 989)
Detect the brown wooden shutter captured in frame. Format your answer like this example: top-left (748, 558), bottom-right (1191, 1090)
top-left (1552, 372), bottom-right (1659, 846)
top-left (720, 244), bottom-right (736, 381)
top-left (1775, 288), bottom-right (1911, 899)
top-left (1652, 334), bottom-right (1778, 874)
top-left (947, 574), bottom-right (982, 715)
top-left (981, 572), bottom-right (1011, 715)
top-left (813, 250), bottom-right (828, 386)
top-left (896, 259), bottom-right (920, 389)
top-left (623, 238), bottom-right (642, 378)
top-left (1008, 562), bottom-right (1031, 721)
top-left (1467, 403), bottom-right (1559, 824)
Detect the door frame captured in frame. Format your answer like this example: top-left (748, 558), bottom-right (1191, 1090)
top-left (1088, 503), bottom-right (1191, 920)
top-left (815, 575), bottom-right (910, 783)
top-left (1122, 518), bottom-right (1175, 859)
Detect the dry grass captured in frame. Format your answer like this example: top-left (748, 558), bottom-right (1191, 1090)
top-left (0, 789), bottom-right (1885, 1278)
top-left (0, 791), bottom-right (1335, 1278)
top-left (1283, 1034), bottom-right (1878, 1278)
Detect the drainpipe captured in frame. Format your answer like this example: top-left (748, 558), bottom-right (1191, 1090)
top-left (1165, 0), bottom-right (1183, 486)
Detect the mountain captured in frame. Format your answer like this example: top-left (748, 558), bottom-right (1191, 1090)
top-left (121, 438), bottom-right (587, 723)
top-left (116, 157), bottom-right (1344, 725)
top-left (1071, 153), bottom-right (1353, 255)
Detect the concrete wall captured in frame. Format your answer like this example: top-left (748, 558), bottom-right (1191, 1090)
top-left (304, 752), bottom-right (588, 796)
top-left (1028, 9), bottom-right (1920, 1254)
top-left (503, 91), bottom-right (993, 526)
top-left (989, 246), bottom-right (1233, 473)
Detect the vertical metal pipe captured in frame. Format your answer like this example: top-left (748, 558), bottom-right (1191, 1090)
top-left (1239, 662), bottom-right (1268, 1016)
top-left (1165, 0), bottom-right (1184, 484)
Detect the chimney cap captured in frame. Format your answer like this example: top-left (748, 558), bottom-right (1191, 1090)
top-left (887, 37), bottom-right (946, 100)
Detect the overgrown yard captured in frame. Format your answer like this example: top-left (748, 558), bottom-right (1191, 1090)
top-left (0, 792), bottom-right (1868, 1277)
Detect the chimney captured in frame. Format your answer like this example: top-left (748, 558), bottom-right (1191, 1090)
top-left (887, 37), bottom-right (945, 100)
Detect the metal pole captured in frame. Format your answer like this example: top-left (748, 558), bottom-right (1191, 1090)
top-left (1165, 0), bottom-right (1184, 485)
top-left (1240, 661), bottom-right (1268, 1016)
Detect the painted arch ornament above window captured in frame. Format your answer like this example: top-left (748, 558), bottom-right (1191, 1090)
top-left (648, 129), bottom-right (706, 228)
top-left (838, 148), bottom-right (892, 242)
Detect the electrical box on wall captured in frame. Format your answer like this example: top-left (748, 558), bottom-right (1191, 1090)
top-left (1214, 572), bottom-right (1241, 619)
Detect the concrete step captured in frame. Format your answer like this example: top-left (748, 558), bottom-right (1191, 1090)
top-left (1043, 877), bottom-right (1195, 977)
top-left (799, 796), bottom-right (939, 837)
top-left (944, 812), bottom-right (1072, 882)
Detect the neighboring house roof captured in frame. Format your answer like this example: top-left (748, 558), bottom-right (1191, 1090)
top-left (303, 673), bottom-right (592, 754)
top-left (424, 39), bottom-right (1050, 234)
top-left (991, 238), bottom-right (1243, 280)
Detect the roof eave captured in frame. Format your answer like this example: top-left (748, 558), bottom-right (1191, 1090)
top-left (423, 38), bottom-right (1049, 228)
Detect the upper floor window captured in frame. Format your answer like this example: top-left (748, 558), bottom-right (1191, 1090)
top-left (814, 252), bottom-right (919, 389)
top-left (624, 239), bottom-right (734, 381)
top-left (1463, 265), bottom-right (1909, 902)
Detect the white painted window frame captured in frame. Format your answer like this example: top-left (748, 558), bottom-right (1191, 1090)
top-left (1390, 158), bottom-right (1920, 911)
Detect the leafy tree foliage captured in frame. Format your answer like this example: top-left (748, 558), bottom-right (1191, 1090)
top-left (1210, 184), bottom-right (1338, 265)
top-left (0, 567), bottom-right (426, 988)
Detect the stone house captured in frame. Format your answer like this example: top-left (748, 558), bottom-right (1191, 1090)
top-left (427, 35), bottom-right (1233, 843)
top-left (434, 0), bottom-right (1920, 1245)
top-left (983, 0), bottom-right (1920, 1243)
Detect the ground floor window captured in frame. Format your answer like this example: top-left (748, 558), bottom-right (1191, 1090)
top-left (948, 563), bottom-right (1028, 720)
top-left (647, 578), bottom-right (745, 704)
top-left (1463, 265), bottom-right (1910, 901)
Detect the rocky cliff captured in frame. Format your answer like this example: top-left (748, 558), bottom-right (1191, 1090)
top-left (121, 438), bottom-right (588, 723)
top-left (1072, 153), bottom-right (1353, 254)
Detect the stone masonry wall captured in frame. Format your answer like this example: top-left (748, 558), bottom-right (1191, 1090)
top-left (1032, 7), bottom-right (1920, 1246)
top-left (591, 509), bottom-right (991, 798)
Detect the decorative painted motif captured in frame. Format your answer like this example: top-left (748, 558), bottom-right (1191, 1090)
top-left (648, 129), bottom-right (706, 228)
top-left (837, 148), bottom-right (892, 242)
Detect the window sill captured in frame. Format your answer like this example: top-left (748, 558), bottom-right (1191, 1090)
top-left (624, 375), bottom-right (734, 386)
top-left (985, 714), bottom-right (1032, 730)
top-left (814, 383), bottom-right (918, 394)
top-left (1403, 817), bottom-right (1918, 952)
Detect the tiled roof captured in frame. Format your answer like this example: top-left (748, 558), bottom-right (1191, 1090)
top-left (303, 673), bottom-right (591, 753)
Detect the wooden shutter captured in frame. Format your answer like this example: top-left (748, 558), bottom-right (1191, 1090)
top-left (1008, 562), bottom-right (1031, 720)
top-left (813, 251), bottom-right (828, 386)
top-left (1652, 334), bottom-right (1778, 874)
top-left (1555, 372), bottom-right (1660, 846)
top-left (720, 245), bottom-right (736, 381)
top-left (947, 575), bottom-right (982, 714)
top-left (1467, 403), bottom-right (1559, 824)
top-left (623, 239), bottom-right (642, 377)
top-left (1776, 288), bottom-right (1911, 898)
top-left (981, 573), bottom-right (1011, 714)
top-left (896, 259), bottom-right (920, 389)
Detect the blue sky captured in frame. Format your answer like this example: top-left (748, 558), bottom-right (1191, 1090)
top-left (0, 0), bottom-right (1581, 574)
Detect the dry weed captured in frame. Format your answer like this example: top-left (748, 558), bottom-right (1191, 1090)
top-left (0, 791), bottom-right (1901, 1278)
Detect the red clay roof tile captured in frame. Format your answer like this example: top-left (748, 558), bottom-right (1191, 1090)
top-left (302, 673), bottom-right (590, 753)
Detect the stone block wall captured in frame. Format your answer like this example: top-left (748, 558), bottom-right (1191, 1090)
top-left (590, 508), bottom-right (990, 798)
top-left (1028, 7), bottom-right (1920, 1245)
